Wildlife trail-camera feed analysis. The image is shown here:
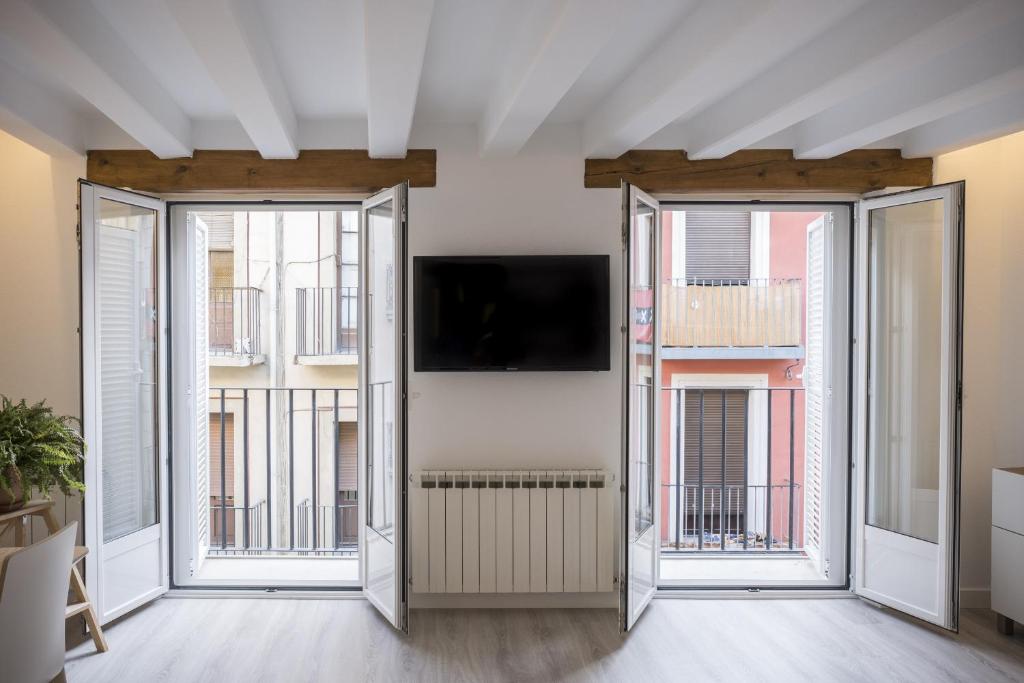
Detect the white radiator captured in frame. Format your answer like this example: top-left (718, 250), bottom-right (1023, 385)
top-left (411, 469), bottom-right (614, 594)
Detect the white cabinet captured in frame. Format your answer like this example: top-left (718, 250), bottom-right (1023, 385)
top-left (992, 467), bottom-right (1024, 635)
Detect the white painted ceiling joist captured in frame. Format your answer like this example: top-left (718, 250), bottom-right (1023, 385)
top-left (581, 0), bottom-right (866, 159)
top-left (0, 0), bottom-right (190, 158)
top-left (795, 17), bottom-right (1024, 159)
top-left (479, 0), bottom-right (619, 158)
top-left (685, 0), bottom-right (1022, 160)
top-left (170, 0), bottom-right (298, 159)
top-left (364, 0), bottom-right (435, 159)
top-left (0, 58), bottom-right (84, 157)
top-left (903, 88), bottom-right (1024, 157)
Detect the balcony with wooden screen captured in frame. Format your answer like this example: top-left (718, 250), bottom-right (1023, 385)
top-left (661, 278), bottom-right (803, 359)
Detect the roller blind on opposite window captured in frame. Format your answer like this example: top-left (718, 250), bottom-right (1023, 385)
top-left (684, 211), bottom-right (751, 281)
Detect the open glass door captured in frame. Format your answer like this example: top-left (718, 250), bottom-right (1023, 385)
top-left (621, 183), bottom-right (660, 631)
top-left (854, 182), bottom-right (965, 630)
top-left (360, 183), bottom-right (408, 631)
top-left (80, 181), bottom-right (168, 623)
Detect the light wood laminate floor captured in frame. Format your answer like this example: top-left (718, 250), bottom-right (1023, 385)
top-left (65, 597), bottom-right (1024, 682)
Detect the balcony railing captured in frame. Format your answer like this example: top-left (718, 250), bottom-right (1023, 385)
top-left (209, 499), bottom-right (266, 551)
top-left (661, 278), bottom-right (802, 348)
top-left (662, 387), bottom-right (805, 552)
top-left (207, 387), bottom-right (358, 557)
top-left (295, 287), bottom-right (357, 357)
top-left (210, 287), bottom-right (262, 356)
top-left (296, 499), bottom-right (358, 550)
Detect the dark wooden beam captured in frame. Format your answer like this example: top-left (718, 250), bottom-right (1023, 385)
top-left (584, 149), bottom-right (932, 193)
top-left (86, 149), bottom-right (436, 193)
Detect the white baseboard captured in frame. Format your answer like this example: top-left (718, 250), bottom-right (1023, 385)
top-left (410, 592), bottom-right (617, 609)
top-left (960, 588), bottom-right (991, 609)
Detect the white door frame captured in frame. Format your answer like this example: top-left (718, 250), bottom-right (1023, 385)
top-left (852, 182), bottom-right (964, 630)
top-left (168, 202), bottom-right (362, 589)
top-left (81, 181), bottom-right (169, 624)
top-left (655, 201), bottom-right (852, 591)
top-left (621, 183), bottom-right (661, 631)
top-left (359, 184), bottom-right (409, 631)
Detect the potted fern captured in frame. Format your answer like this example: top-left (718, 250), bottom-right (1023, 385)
top-left (0, 396), bottom-right (85, 513)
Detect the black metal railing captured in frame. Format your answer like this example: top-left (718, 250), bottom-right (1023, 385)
top-left (296, 498), bottom-right (359, 550)
top-left (295, 287), bottom-right (358, 356)
top-left (661, 387), bottom-right (804, 552)
top-left (210, 287), bottom-right (262, 356)
top-left (207, 387), bottom-right (358, 557)
top-left (209, 499), bottom-right (265, 552)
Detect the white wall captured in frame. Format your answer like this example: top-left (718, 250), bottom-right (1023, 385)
top-left (407, 124), bottom-right (620, 472)
top-left (0, 130), bottom-right (85, 542)
top-left (934, 130), bottom-right (1024, 607)
top-left (407, 125), bottom-right (621, 606)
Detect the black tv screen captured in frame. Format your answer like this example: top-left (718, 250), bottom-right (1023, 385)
top-left (414, 255), bottom-right (610, 372)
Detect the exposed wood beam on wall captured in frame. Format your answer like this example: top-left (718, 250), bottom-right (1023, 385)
top-left (86, 149), bottom-right (436, 193)
top-left (479, 0), bottom-right (619, 157)
top-left (0, 0), bottom-right (191, 158)
top-left (583, 149), bottom-right (932, 193)
top-left (364, 0), bottom-right (435, 159)
top-left (581, 0), bottom-right (863, 159)
top-left (169, 0), bottom-right (298, 159)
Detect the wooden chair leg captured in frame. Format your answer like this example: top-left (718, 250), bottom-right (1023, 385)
top-left (70, 565), bottom-right (108, 652)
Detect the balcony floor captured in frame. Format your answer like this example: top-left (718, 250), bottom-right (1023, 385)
top-left (66, 599), bottom-right (1024, 682)
top-left (193, 556), bottom-right (359, 587)
top-left (659, 553), bottom-right (825, 586)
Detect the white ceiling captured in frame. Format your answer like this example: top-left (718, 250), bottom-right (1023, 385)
top-left (1, 0), bottom-right (1023, 160)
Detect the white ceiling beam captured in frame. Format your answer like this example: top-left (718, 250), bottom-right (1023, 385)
top-left (795, 18), bottom-right (1024, 159)
top-left (0, 58), bottom-right (84, 157)
top-left (581, 0), bottom-right (866, 159)
top-left (685, 0), bottom-right (1023, 160)
top-left (480, 0), bottom-right (620, 157)
top-left (903, 88), bottom-right (1024, 157)
top-left (0, 0), bottom-right (190, 158)
top-left (364, 0), bottom-right (434, 158)
top-left (169, 0), bottom-right (298, 159)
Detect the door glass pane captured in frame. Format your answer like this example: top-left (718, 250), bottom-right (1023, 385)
top-left (97, 199), bottom-right (158, 542)
top-left (630, 198), bottom-right (655, 540)
top-left (867, 199), bottom-right (944, 543)
top-left (367, 199), bottom-right (395, 539)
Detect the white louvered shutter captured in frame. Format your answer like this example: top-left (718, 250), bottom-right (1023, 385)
top-left (97, 225), bottom-right (142, 541)
top-left (804, 215), bottom-right (828, 561)
top-left (193, 215), bottom-right (211, 565)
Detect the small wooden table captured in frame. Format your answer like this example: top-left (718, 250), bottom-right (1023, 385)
top-left (0, 500), bottom-right (108, 652)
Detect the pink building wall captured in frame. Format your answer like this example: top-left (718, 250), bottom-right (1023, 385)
top-left (658, 210), bottom-right (821, 548)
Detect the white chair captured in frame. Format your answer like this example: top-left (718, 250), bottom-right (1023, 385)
top-left (0, 522), bottom-right (78, 683)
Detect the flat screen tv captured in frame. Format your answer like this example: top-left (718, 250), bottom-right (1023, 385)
top-left (414, 255), bottom-right (610, 372)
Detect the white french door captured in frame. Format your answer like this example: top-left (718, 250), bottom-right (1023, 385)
top-left (854, 182), bottom-right (965, 630)
top-left (621, 183), bottom-right (660, 631)
top-left (359, 183), bottom-right (409, 631)
top-left (80, 182), bottom-right (169, 624)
